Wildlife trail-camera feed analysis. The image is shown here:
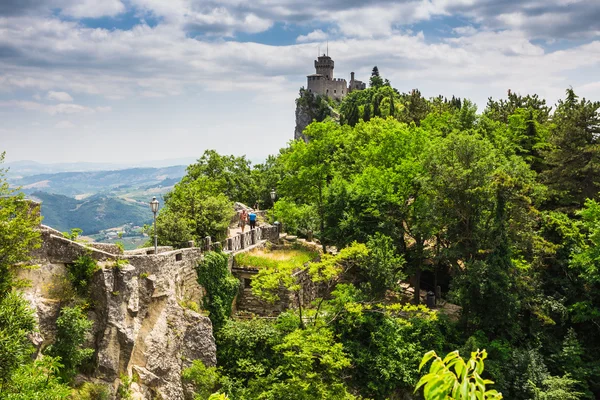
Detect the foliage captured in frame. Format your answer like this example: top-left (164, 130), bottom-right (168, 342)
top-left (45, 305), bottom-right (94, 382)
top-left (269, 198), bottom-right (318, 237)
top-left (416, 349), bottom-right (503, 399)
top-left (0, 356), bottom-right (71, 399)
top-left (71, 382), bottom-right (111, 400)
top-left (186, 149), bottom-right (256, 205)
top-left (0, 152), bottom-right (42, 296)
top-left (216, 318), bottom-right (282, 385)
top-left (182, 360), bottom-right (222, 400)
top-left (118, 374), bottom-right (132, 400)
top-left (0, 291), bottom-right (36, 386)
top-left (62, 228), bottom-right (83, 240)
top-left (359, 233), bottom-right (405, 297)
top-left (533, 375), bottom-right (585, 400)
top-left (196, 251), bottom-right (239, 330)
top-left (66, 254), bottom-right (99, 296)
top-left (296, 88), bottom-right (333, 128)
top-left (542, 89), bottom-right (600, 210)
top-left (235, 247), bottom-right (317, 272)
top-left (155, 176), bottom-right (234, 247)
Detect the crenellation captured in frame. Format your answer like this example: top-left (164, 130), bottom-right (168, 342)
top-left (306, 54), bottom-right (366, 100)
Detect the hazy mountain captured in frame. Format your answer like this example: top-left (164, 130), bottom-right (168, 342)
top-left (32, 191), bottom-right (153, 235)
top-left (5, 157), bottom-right (197, 178)
top-left (10, 166), bottom-right (187, 197)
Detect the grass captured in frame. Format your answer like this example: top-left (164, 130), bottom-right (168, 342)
top-left (234, 246), bottom-right (318, 270)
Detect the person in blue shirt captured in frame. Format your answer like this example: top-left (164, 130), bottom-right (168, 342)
top-left (248, 211), bottom-right (257, 230)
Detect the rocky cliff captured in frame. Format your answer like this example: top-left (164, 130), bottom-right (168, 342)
top-left (294, 89), bottom-right (338, 142)
top-left (20, 226), bottom-right (217, 399)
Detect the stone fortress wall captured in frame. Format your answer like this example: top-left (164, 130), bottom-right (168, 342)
top-left (19, 200), bottom-right (283, 400)
top-left (306, 54), bottom-right (366, 100)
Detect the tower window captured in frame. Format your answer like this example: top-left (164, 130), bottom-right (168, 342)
top-left (334, 90), bottom-right (336, 93)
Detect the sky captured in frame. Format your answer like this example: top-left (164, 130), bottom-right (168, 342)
top-left (0, 0), bottom-right (599, 165)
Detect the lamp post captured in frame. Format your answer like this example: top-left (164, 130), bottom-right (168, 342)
top-left (270, 188), bottom-right (276, 205)
top-left (150, 196), bottom-right (159, 255)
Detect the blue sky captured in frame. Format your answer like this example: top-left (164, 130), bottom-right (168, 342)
top-left (0, 0), bottom-right (599, 164)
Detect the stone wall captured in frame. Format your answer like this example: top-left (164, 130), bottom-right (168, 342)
top-left (232, 267), bottom-right (319, 317)
top-left (222, 225), bottom-right (279, 253)
top-left (21, 228), bottom-right (215, 400)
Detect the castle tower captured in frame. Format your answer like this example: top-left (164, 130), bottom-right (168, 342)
top-left (315, 54), bottom-right (334, 80)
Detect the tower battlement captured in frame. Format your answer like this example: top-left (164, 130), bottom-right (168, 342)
top-left (306, 54), bottom-right (365, 100)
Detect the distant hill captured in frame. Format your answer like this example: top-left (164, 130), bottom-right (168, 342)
top-left (10, 166), bottom-right (187, 197)
top-left (32, 191), bottom-right (153, 235)
top-left (5, 158), bottom-right (197, 177)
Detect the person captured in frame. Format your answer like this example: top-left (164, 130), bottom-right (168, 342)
top-left (240, 209), bottom-right (248, 233)
top-left (248, 210), bottom-right (257, 230)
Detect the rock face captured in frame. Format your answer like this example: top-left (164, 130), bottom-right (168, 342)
top-left (294, 101), bottom-right (314, 142)
top-left (20, 226), bottom-right (217, 400)
top-left (293, 91), bottom-right (339, 142)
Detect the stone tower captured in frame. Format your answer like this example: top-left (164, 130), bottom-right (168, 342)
top-left (314, 54), bottom-right (334, 79)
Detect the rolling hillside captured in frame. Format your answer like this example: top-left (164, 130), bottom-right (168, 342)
top-left (31, 191), bottom-right (154, 235)
top-left (10, 166), bottom-right (186, 197)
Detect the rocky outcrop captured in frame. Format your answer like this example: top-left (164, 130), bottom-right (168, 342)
top-left (295, 101), bottom-right (314, 142)
top-left (19, 227), bottom-right (217, 400)
top-left (294, 90), bottom-right (338, 142)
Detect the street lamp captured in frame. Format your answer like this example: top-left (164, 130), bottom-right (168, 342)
top-left (150, 196), bottom-right (159, 254)
top-left (270, 188), bottom-right (276, 205)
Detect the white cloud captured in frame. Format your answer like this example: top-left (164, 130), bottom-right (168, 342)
top-left (296, 29), bottom-right (328, 43)
top-left (54, 120), bottom-right (75, 129)
top-left (47, 91), bottom-right (73, 102)
top-left (0, 100), bottom-right (96, 115)
top-left (59, 0), bottom-right (125, 18)
top-left (0, 0), bottom-right (599, 164)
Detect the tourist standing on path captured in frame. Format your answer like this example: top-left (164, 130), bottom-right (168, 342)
top-left (248, 210), bottom-right (257, 230)
top-left (240, 209), bottom-right (248, 233)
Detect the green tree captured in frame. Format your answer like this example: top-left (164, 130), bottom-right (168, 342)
top-left (0, 152), bottom-right (42, 296)
top-left (45, 305), bottom-right (94, 382)
top-left (182, 360), bottom-right (222, 400)
top-left (1, 356), bottom-right (71, 399)
top-left (362, 103), bottom-right (371, 122)
top-left (196, 251), bottom-right (239, 330)
top-left (0, 291), bottom-right (36, 387)
top-left (416, 349), bottom-right (503, 399)
top-left (542, 89), bottom-right (600, 210)
top-left (156, 176), bottom-right (234, 247)
top-left (186, 149), bottom-right (256, 205)
top-left (370, 66), bottom-right (384, 88)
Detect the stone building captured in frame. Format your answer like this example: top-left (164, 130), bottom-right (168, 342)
top-left (306, 54), bottom-right (366, 100)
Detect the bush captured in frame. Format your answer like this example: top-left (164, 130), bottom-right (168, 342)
top-left (67, 254), bottom-right (99, 296)
top-left (182, 360), bottom-right (221, 400)
top-left (71, 382), bottom-right (111, 400)
top-left (0, 291), bottom-right (36, 386)
top-left (196, 251), bottom-right (239, 330)
top-left (45, 305), bottom-right (94, 382)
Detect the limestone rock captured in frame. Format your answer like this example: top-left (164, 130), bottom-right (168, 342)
top-left (20, 231), bottom-right (217, 400)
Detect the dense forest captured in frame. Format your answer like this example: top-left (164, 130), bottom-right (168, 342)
top-left (1, 67), bottom-right (600, 399)
top-left (155, 70), bottom-right (600, 399)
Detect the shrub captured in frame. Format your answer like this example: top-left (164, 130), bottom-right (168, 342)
top-left (45, 305), bottom-right (94, 382)
top-left (196, 251), bottom-right (239, 330)
top-left (67, 255), bottom-right (98, 296)
top-left (182, 360), bottom-right (221, 400)
top-left (72, 382), bottom-right (111, 400)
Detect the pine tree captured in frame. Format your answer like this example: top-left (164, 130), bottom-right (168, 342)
top-left (370, 66), bottom-right (384, 88)
top-left (363, 104), bottom-right (371, 122)
top-left (347, 101), bottom-right (360, 127)
top-left (542, 89), bottom-right (600, 210)
top-left (373, 94), bottom-right (381, 117)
